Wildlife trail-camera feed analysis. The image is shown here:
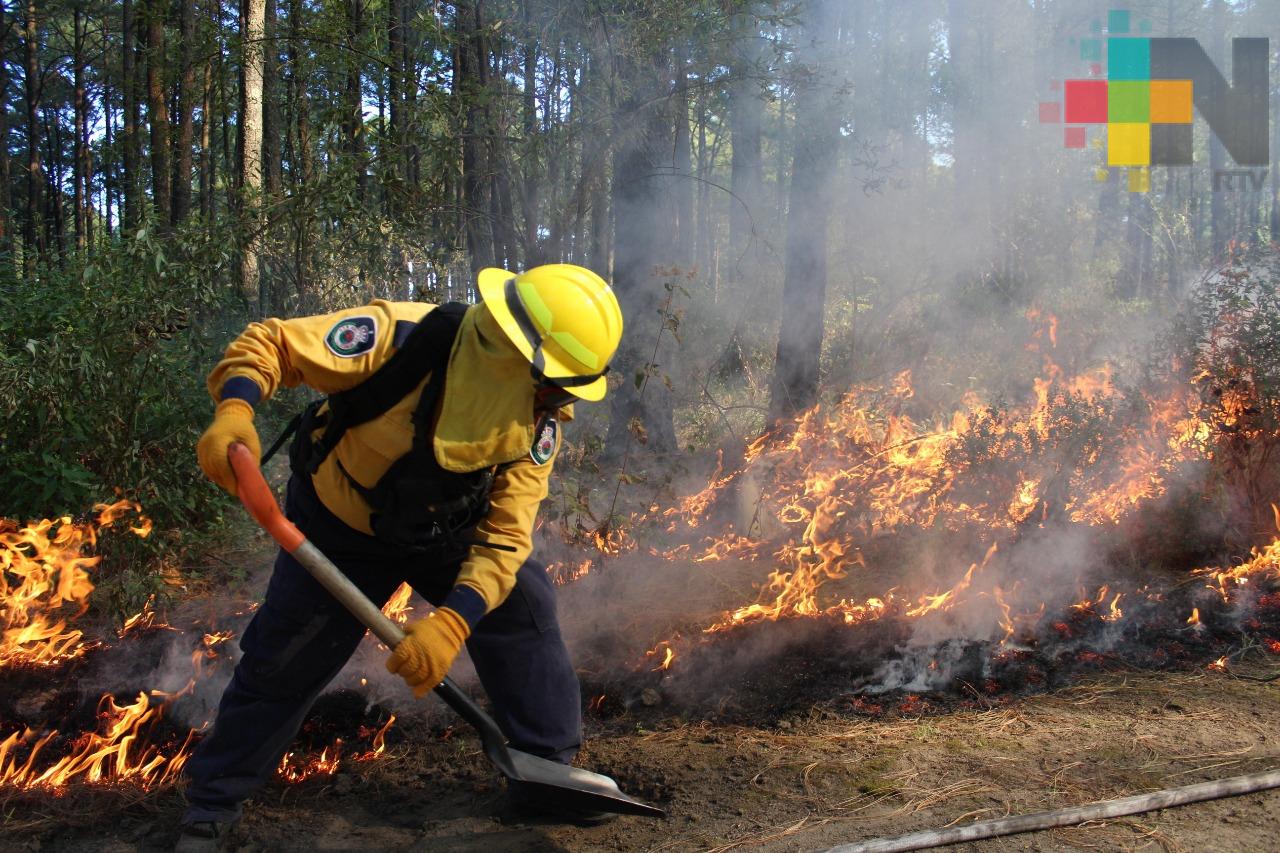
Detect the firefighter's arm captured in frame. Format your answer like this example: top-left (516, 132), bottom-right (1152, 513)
top-left (205, 301), bottom-right (409, 406)
top-left (443, 457), bottom-right (554, 626)
top-left (199, 301), bottom-right (412, 495)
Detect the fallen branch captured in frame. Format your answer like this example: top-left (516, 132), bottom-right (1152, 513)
top-left (822, 767), bottom-right (1280, 853)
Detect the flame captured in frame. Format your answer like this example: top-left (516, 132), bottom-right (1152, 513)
top-left (381, 583), bottom-right (414, 624)
top-left (1186, 608), bottom-right (1201, 626)
top-left (0, 690), bottom-right (196, 790)
top-left (645, 641), bottom-right (676, 671)
top-left (276, 715), bottom-right (396, 784)
top-left (0, 500), bottom-right (150, 667)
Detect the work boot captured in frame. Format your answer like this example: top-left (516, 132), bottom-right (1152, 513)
top-left (173, 819), bottom-right (234, 853)
top-left (501, 780), bottom-right (618, 826)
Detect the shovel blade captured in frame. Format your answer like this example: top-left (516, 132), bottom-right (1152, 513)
top-left (507, 748), bottom-right (665, 818)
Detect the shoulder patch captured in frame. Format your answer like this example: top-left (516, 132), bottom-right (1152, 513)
top-left (325, 315), bottom-right (378, 358)
top-left (530, 413), bottom-right (558, 465)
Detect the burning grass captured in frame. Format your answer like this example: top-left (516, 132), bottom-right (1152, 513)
top-left (558, 295), bottom-right (1280, 721)
top-left (0, 502), bottom-right (399, 809)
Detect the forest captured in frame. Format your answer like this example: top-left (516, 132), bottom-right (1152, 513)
top-left (3, 0), bottom-right (1280, 850)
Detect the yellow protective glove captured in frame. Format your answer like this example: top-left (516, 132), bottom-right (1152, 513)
top-left (196, 399), bottom-right (261, 496)
top-left (386, 607), bottom-right (470, 697)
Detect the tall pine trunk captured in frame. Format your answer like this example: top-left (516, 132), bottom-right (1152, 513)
top-left (240, 0), bottom-right (264, 307)
top-left (604, 40), bottom-right (678, 457)
top-left (768, 0), bottom-right (842, 424)
top-left (1, 2), bottom-right (13, 257)
top-left (121, 0), bottom-right (141, 229)
top-left (23, 0), bottom-right (42, 276)
top-left (173, 0), bottom-right (196, 222)
top-left (146, 0), bottom-right (171, 225)
top-left (73, 4), bottom-right (89, 249)
top-left (455, 0), bottom-right (494, 273)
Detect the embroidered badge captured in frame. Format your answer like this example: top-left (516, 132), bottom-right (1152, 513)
top-left (325, 316), bottom-right (377, 358)
top-left (530, 414), bottom-right (558, 465)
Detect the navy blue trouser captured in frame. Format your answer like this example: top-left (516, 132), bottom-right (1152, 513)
top-left (182, 476), bottom-right (582, 823)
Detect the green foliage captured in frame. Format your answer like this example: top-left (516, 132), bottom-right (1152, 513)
top-left (0, 222), bottom-right (248, 614)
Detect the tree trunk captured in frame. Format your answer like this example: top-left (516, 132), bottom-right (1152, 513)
top-left (73, 4), bottom-right (87, 249)
top-left (122, 0), bottom-right (142, 229)
top-left (263, 0), bottom-right (281, 199)
top-left (172, 0), bottom-right (196, 222)
top-left (287, 0), bottom-right (313, 304)
top-left (456, 0), bottom-right (494, 273)
top-left (1, 2), bottom-right (13, 256)
top-left (198, 31), bottom-right (214, 219)
top-left (673, 43), bottom-right (694, 268)
top-left (102, 13), bottom-right (113, 236)
top-left (728, 6), bottom-right (766, 285)
top-left (146, 0), bottom-right (171, 225)
top-left (23, 0), bottom-right (42, 276)
top-left (241, 0), bottom-right (265, 307)
top-left (386, 0), bottom-right (402, 216)
top-left (604, 42), bottom-right (678, 457)
top-left (344, 0), bottom-right (366, 205)
top-left (768, 0), bottom-right (843, 424)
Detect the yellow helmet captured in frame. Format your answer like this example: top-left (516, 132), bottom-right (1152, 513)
top-left (477, 264), bottom-right (623, 402)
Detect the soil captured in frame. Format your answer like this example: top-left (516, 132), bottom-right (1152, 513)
top-left (3, 540), bottom-right (1279, 852)
top-left (7, 667), bottom-right (1278, 852)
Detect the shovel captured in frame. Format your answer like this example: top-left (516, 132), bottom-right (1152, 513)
top-left (227, 442), bottom-right (664, 818)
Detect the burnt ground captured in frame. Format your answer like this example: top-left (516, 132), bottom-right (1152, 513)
top-left (3, 535), bottom-right (1280, 852)
top-left (5, 667), bottom-right (1278, 852)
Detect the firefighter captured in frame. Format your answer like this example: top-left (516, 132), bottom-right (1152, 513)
top-left (175, 264), bottom-right (623, 851)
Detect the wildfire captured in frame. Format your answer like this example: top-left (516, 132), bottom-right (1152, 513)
top-left (0, 500), bottom-right (400, 797)
top-left (0, 500), bottom-right (150, 667)
top-left (382, 583), bottom-right (415, 624)
top-left (0, 690), bottom-right (196, 791)
top-left (615, 307), bottom-right (1280, 687)
top-left (276, 714), bottom-right (396, 784)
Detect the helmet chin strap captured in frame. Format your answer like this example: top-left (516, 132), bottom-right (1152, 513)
top-left (503, 278), bottom-right (609, 389)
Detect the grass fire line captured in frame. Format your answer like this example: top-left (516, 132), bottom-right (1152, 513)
top-left (2, 310), bottom-right (1279, 831)
top-left (0, 501), bottom-right (396, 793)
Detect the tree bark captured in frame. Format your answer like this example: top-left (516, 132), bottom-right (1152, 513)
top-left (146, 0), bottom-right (171, 225)
top-left (241, 0), bottom-right (265, 307)
top-left (173, 0), bottom-right (197, 222)
top-left (73, 4), bottom-right (88, 249)
top-left (262, 0), bottom-right (281, 199)
top-left (23, 0), bottom-right (42, 276)
top-left (1, 2), bottom-right (13, 256)
top-left (386, 0), bottom-right (402, 216)
top-left (673, 43), bottom-right (694, 268)
top-left (455, 0), bottom-right (494, 273)
top-left (287, 0), bottom-right (313, 304)
top-left (604, 40), bottom-right (678, 456)
top-left (768, 0), bottom-right (843, 424)
top-left (728, 6), bottom-right (765, 284)
top-left (344, 0), bottom-right (366, 205)
top-left (121, 0), bottom-right (141, 229)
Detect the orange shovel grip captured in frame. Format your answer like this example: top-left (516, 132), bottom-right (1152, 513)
top-left (228, 442), bottom-right (306, 553)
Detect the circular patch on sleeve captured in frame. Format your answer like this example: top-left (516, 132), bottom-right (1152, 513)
top-left (530, 414), bottom-right (558, 465)
top-left (324, 316), bottom-right (378, 358)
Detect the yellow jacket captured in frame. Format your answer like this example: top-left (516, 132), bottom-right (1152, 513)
top-left (207, 300), bottom-right (570, 621)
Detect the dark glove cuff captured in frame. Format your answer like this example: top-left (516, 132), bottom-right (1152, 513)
top-left (219, 376), bottom-right (262, 406)
top-left (442, 584), bottom-right (487, 630)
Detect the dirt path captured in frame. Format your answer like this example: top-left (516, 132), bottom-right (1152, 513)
top-left (14, 666), bottom-right (1277, 852)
